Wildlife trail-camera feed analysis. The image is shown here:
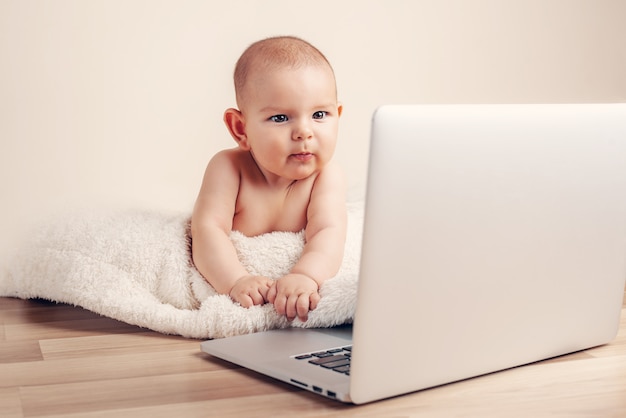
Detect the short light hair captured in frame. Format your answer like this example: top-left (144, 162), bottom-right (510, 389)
top-left (233, 36), bottom-right (336, 107)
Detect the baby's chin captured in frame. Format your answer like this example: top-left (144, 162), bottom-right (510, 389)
top-left (288, 166), bottom-right (324, 181)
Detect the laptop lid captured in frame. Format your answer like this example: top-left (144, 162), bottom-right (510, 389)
top-left (349, 103), bottom-right (626, 403)
top-left (201, 104), bottom-right (626, 405)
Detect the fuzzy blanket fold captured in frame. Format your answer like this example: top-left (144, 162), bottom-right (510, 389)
top-left (0, 203), bottom-right (363, 339)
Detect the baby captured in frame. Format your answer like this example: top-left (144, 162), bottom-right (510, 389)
top-left (191, 36), bottom-right (347, 322)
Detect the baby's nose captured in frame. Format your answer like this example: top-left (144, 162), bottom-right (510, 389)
top-left (293, 122), bottom-right (313, 140)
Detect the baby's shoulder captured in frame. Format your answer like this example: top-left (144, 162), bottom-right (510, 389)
top-left (208, 148), bottom-right (251, 170)
top-left (211, 147), bottom-right (246, 162)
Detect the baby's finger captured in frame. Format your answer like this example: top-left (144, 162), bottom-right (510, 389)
top-left (249, 290), bottom-right (265, 306)
top-left (258, 281), bottom-right (272, 302)
top-left (266, 283), bottom-right (277, 303)
top-left (273, 293), bottom-right (288, 316)
top-left (286, 294), bottom-right (301, 321)
top-left (237, 294), bottom-right (253, 308)
top-left (295, 294), bottom-right (312, 322)
top-left (309, 291), bottom-right (320, 312)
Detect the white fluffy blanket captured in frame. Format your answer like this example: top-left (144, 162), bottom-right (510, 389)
top-left (0, 203), bottom-right (363, 339)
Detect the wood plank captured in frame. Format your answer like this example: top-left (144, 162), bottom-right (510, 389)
top-left (0, 348), bottom-right (230, 389)
top-left (3, 314), bottom-right (146, 342)
top-left (1, 298), bottom-right (102, 324)
top-left (19, 369), bottom-right (298, 417)
top-left (0, 388), bottom-right (23, 418)
top-left (39, 332), bottom-right (197, 360)
top-left (28, 392), bottom-right (348, 418)
top-left (0, 340), bottom-right (43, 363)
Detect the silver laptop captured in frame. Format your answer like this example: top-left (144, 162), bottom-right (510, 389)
top-left (201, 103), bottom-right (626, 404)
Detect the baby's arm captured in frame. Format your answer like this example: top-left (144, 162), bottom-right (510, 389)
top-left (191, 150), bottom-right (272, 307)
top-left (268, 162), bottom-right (348, 321)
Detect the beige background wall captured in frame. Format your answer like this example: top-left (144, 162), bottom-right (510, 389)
top-left (1, 0), bottom-right (625, 262)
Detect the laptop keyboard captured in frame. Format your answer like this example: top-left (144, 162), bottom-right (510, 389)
top-left (293, 346), bottom-right (352, 375)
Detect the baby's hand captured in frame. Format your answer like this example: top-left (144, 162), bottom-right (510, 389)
top-left (267, 274), bottom-right (320, 322)
top-left (229, 275), bottom-right (273, 308)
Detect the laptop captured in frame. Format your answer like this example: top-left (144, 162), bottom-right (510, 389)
top-left (201, 103), bottom-right (626, 404)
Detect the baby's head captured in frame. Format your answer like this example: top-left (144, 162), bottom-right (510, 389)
top-left (225, 36), bottom-right (341, 182)
top-left (233, 36), bottom-right (337, 110)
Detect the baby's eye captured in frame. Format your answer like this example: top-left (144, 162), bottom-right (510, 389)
top-left (312, 111), bottom-right (327, 120)
top-left (270, 114), bottom-right (288, 123)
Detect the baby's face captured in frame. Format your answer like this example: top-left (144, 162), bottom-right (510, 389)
top-left (238, 65), bottom-right (341, 183)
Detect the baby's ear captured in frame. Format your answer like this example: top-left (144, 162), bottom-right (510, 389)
top-left (223, 108), bottom-right (250, 150)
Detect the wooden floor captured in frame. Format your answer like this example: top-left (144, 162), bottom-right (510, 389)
top-left (1, 290), bottom-right (625, 418)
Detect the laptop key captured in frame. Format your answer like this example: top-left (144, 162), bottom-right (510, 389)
top-left (320, 359), bottom-right (350, 369)
top-left (332, 365), bottom-right (350, 374)
top-left (309, 354), bottom-right (350, 365)
top-left (311, 351), bottom-right (334, 358)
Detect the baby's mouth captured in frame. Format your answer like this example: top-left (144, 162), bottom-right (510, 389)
top-left (291, 152), bottom-right (314, 161)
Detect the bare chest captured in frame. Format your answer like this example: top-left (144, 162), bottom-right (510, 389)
top-left (232, 183), bottom-right (311, 237)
